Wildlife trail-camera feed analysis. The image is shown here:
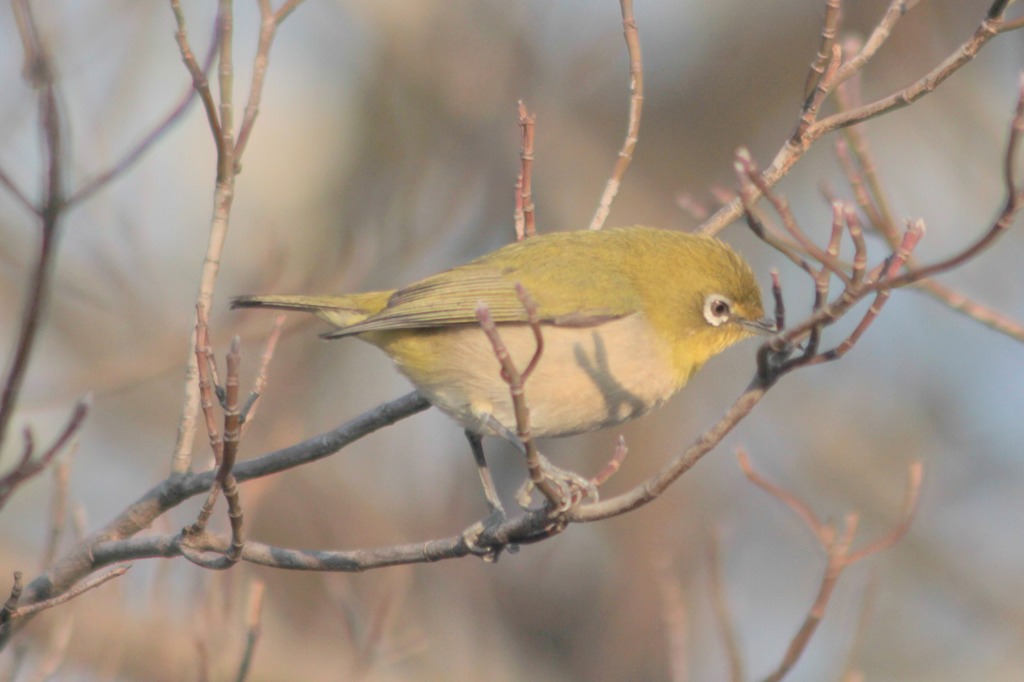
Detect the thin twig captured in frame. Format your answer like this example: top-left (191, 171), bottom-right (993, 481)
top-left (653, 559), bottom-right (691, 682)
top-left (68, 19), bottom-right (221, 206)
top-left (234, 580), bottom-right (265, 682)
top-left (743, 454), bottom-right (924, 682)
top-left (0, 0), bottom-right (65, 458)
top-left (591, 436), bottom-right (629, 487)
top-left (240, 314), bottom-right (285, 424)
top-left (236, 0), bottom-right (307, 166)
top-left (0, 167), bottom-right (35, 215)
top-left (0, 398), bottom-right (89, 513)
top-left (3, 567), bottom-right (130, 621)
top-left (0, 573), bottom-right (23, 625)
top-left (474, 299), bottom-right (563, 509)
top-left (514, 100), bottom-right (537, 240)
top-left (739, 150), bottom-right (850, 285)
top-left (707, 532), bottom-right (744, 682)
top-left (170, 0), bottom-right (224, 159)
top-left (699, 2), bottom-right (1019, 237)
top-left (589, 0), bottom-right (643, 230)
top-left (738, 449), bottom-right (824, 542)
top-left (41, 458), bottom-right (72, 570)
top-left (834, 67), bottom-right (1024, 343)
top-left (801, 0), bottom-right (841, 102)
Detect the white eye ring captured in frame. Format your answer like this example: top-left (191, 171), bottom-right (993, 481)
top-left (703, 294), bottom-right (733, 327)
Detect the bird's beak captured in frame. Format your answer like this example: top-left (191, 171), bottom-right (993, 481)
top-left (740, 315), bottom-right (777, 335)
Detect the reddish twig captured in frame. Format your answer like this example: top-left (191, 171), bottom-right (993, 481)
top-left (834, 67), bottom-right (1024, 343)
top-left (240, 315), bottom-right (285, 425)
top-left (740, 453), bottom-right (924, 682)
top-left (475, 293), bottom-right (563, 509)
top-left (170, 0), bottom-right (302, 474)
top-left (236, 0), bottom-right (308, 167)
top-left (170, 0), bottom-right (224, 168)
top-left (67, 19), bottom-right (221, 207)
top-left (699, 2), bottom-right (1020, 237)
top-left (770, 270), bottom-right (785, 332)
top-left (653, 559), bottom-right (692, 682)
top-left (0, 398), bottom-right (89, 513)
top-left (738, 150), bottom-right (850, 285)
top-left (793, 42), bottom-right (842, 143)
top-left (708, 532), bottom-right (744, 682)
top-left (734, 151), bottom-right (816, 278)
top-left (514, 101), bottom-right (537, 240)
top-left (184, 308), bottom-right (280, 565)
top-left (591, 436), bottom-right (629, 488)
top-left (801, 0), bottom-right (841, 102)
top-left (588, 0), bottom-right (644, 230)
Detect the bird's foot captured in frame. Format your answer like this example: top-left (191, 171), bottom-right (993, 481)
top-left (461, 507), bottom-right (517, 563)
top-left (515, 454), bottom-right (598, 512)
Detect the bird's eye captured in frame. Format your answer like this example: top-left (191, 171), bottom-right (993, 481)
top-left (703, 294), bottom-right (732, 327)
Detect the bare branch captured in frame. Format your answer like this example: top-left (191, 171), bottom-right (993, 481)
top-left (591, 436), bottom-right (629, 488)
top-left (0, 573), bottom-right (22, 625)
top-left (0, 398), bottom-right (89, 513)
top-left (475, 296), bottom-right (563, 509)
top-left (707, 533), bottom-right (744, 682)
top-left (0, 0), bottom-right (66, 457)
top-left (738, 449), bottom-right (826, 543)
top-left (845, 460), bottom-right (924, 564)
top-left (741, 455), bottom-right (924, 682)
top-left (3, 567), bottom-right (130, 622)
top-left (514, 100), bottom-right (537, 240)
top-left (588, 0), bottom-right (643, 230)
top-left (67, 20), bottom-right (221, 206)
top-left (234, 580), bottom-right (266, 682)
top-left (653, 559), bottom-right (692, 682)
top-left (699, 3), bottom-right (1017, 236)
top-left (801, 0), bottom-right (841, 102)
top-left (170, 0), bottom-right (224, 162)
top-left (235, 0), bottom-right (307, 166)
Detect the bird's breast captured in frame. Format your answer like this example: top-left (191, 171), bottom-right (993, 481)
top-left (368, 314), bottom-right (691, 438)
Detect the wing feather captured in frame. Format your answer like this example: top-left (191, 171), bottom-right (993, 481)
top-left (333, 262), bottom-right (632, 336)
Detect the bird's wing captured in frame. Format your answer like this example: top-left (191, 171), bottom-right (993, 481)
top-left (329, 262), bottom-right (636, 337)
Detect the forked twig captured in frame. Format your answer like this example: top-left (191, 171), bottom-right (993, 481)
top-left (170, 0), bottom-right (306, 474)
top-left (184, 308), bottom-right (281, 565)
top-left (740, 451), bottom-right (923, 682)
top-left (699, 0), bottom-right (1022, 237)
top-left (475, 289), bottom-right (563, 510)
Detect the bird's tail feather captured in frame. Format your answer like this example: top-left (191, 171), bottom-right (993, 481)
top-left (231, 292), bottom-right (392, 330)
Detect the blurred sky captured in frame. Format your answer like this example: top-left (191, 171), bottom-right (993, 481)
top-left (1, 1), bottom-right (1023, 680)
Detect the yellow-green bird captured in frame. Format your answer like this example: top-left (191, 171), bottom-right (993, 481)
top-left (233, 226), bottom-right (771, 515)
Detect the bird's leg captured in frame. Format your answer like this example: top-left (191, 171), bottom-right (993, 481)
top-left (461, 429), bottom-right (516, 561)
top-left (464, 430), bottom-right (507, 524)
top-left (473, 413), bottom-right (595, 512)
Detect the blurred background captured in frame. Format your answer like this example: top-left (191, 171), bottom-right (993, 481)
top-left (1, 1), bottom-right (1022, 679)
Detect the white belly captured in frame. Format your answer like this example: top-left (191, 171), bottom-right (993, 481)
top-left (378, 314), bottom-right (685, 438)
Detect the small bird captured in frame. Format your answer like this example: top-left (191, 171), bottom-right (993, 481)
top-left (233, 226), bottom-right (771, 515)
